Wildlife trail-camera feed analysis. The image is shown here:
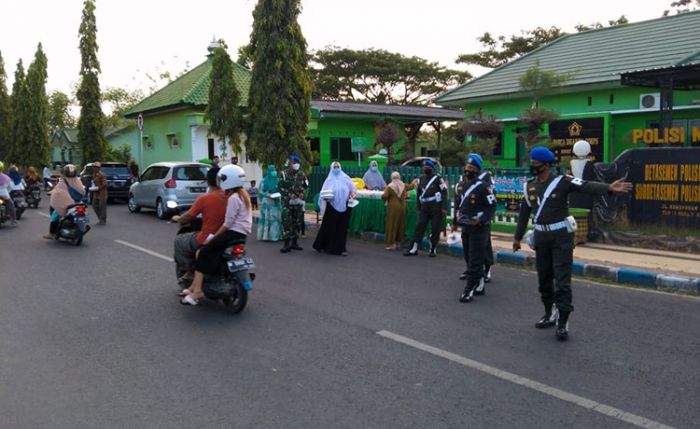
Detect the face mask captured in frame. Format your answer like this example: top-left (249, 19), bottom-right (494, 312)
top-left (530, 164), bottom-right (544, 175)
top-left (270, 171), bottom-right (277, 177)
top-left (370, 166), bottom-right (378, 172)
top-left (332, 168), bottom-right (341, 175)
top-left (292, 163), bottom-right (300, 171)
top-left (423, 167), bottom-right (433, 175)
top-left (465, 171), bottom-right (477, 180)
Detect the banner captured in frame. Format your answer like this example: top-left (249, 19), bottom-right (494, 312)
top-left (616, 147), bottom-right (700, 228)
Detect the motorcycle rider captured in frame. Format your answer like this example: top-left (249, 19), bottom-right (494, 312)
top-left (180, 164), bottom-right (253, 306)
top-left (171, 168), bottom-right (228, 286)
top-left (0, 161), bottom-right (18, 226)
top-left (43, 164), bottom-right (85, 239)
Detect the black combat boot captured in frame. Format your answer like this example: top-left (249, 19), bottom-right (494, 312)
top-left (535, 305), bottom-right (557, 329)
top-left (459, 284), bottom-right (476, 303)
top-left (459, 270), bottom-right (468, 280)
top-left (483, 265), bottom-right (492, 283)
top-left (474, 277), bottom-right (486, 296)
top-left (280, 240), bottom-right (291, 253)
top-left (556, 311), bottom-right (570, 341)
top-left (291, 239), bottom-right (303, 251)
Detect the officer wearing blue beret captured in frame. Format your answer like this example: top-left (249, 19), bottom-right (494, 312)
top-left (513, 147), bottom-right (632, 340)
top-left (452, 154), bottom-right (497, 302)
top-left (404, 159), bottom-right (448, 257)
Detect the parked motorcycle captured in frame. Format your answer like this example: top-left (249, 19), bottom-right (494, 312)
top-left (9, 190), bottom-right (27, 220)
top-left (175, 221), bottom-right (255, 313)
top-left (53, 203), bottom-right (91, 246)
top-left (25, 185), bottom-right (42, 208)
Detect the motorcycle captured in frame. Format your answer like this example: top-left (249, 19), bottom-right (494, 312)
top-left (175, 220), bottom-right (255, 314)
top-left (9, 190), bottom-right (27, 220)
top-left (53, 203), bottom-right (91, 246)
top-left (25, 185), bottom-right (42, 208)
top-left (0, 198), bottom-right (9, 226)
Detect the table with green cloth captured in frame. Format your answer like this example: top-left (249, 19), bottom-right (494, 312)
top-left (348, 192), bottom-right (445, 239)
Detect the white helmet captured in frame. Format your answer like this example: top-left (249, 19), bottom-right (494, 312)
top-left (217, 164), bottom-right (246, 191)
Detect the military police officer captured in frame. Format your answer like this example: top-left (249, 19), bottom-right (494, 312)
top-left (458, 167), bottom-right (496, 285)
top-left (404, 159), bottom-right (448, 257)
top-left (453, 154), bottom-right (497, 302)
top-left (513, 147), bottom-right (632, 340)
top-left (279, 154), bottom-right (308, 253)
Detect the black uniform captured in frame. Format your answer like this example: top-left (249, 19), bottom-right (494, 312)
top-left (478, 171), bottom-right (495, 275)
top-left (406, 172), bottom-right (448, 255)
top-left (514, 174), bottom-right (609, 320)
top-left (454, 177), bottom-right (497, 301)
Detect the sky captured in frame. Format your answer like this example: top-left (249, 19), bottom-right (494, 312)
top-left (0, 0), bottom-right (680, 97)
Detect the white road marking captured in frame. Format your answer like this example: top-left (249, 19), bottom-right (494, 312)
top-left (37, 212), bottom-right (51, 218)
top-left (114, 239), bottom-right (174, 262)
top-left (377, 330), bottom-right (675, 429)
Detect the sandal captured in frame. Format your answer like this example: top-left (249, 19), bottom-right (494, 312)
top-left (180, 294), bottom-right (199, 306)
top-left (177, 289), bottom-right (192, 297)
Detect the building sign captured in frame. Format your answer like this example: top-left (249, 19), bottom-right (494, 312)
top-left (351, 136), bottom-right (368, 153)
top-left (631, 127), bottom-right (700, 145)
top-left (549, 118), bottom-right (604, 161)
top-left (617, 148), bottom-right (700, 228)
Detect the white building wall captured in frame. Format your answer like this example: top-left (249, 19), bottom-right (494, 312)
top-left (190, 125), bottom-right (262, 186)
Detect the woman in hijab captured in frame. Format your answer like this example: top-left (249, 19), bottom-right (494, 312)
top-left (44, 164), bottom-right (85, 239)
top-left (8, 165), bottom-right (26, 191)
top-left (313, 161), bottom-right (357, 255)
top-left (362, 160), bottom-right (386, 191)
top-left (257, 164), bottom-right (282, 241)
top-left (381, 171), bottom-right (415, 250)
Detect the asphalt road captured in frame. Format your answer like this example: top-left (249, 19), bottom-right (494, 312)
top-left (1, 201), bottom-right (698, 429)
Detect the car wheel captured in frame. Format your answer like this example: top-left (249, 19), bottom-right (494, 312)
top-left (127, 194), bottom-right (141, 213)
top-left (156, 198), bottom-right (168, 219)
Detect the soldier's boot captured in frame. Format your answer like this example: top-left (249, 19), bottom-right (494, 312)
top-left (459, 283), bottom-right (476, 303)
top-left (535, 305), bottom-right (558, 329)
top-left (483, 264), bottom-right (492, 283)
top-left (428, 244), bottom-right (437, 258)
top-left (555, 311), bottom-right (570, 341)
top-left (291, 239), bottom-right (303, 251)
top-left (474, 277), bottom-right (486, 296)
top-left (403, 242), bottom-right (418, 256)
top-left (459, 270), bottom-right (468, 280)
top-left (280, 240), bottom-right (292, 253)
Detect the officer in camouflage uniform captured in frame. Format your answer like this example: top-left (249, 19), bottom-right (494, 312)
top-left (404, 159), bottom-right (448, 257)
top-left (513, 147), bottom-right (632, 340)
top-left (279, 154), bottom-right (308, 253)
top-left (453, 154), bottom-right (497, 303)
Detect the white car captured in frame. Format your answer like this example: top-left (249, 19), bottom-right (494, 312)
top-left (128, 162), bottom-right (210, 219)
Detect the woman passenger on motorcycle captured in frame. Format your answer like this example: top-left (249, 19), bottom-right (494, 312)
top-left (180, 164), bottom-right (253, 305)
top-left (25, 166), bottom-right (42, 188)
top-left (43, 164), bottom-right (85, 239)
top-left (0, 161), bottom-right (18, 226)
top-left (8, 165), bottom-right (26, 192)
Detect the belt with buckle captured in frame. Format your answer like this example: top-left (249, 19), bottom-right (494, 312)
top-left (534, 221), bottom-right (567, 232)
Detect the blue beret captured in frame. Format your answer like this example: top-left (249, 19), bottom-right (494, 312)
top-left (423, 159), bottom-right (437, 168)
top-left (290, 155), bottom-right (301, 164)
top-left (467, 153), bottom-right (483, 170)
top-left (530, 147), bottom-right (555, 163)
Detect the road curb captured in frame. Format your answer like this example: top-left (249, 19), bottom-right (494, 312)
top-left (351, 232), bottom-right (699, 293)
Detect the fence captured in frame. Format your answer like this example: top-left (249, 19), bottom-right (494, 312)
top-left (307, 165), bottom-right (558, 213)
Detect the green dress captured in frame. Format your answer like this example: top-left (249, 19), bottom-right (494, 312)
top-left (257, 171), bottom-right (281, 241)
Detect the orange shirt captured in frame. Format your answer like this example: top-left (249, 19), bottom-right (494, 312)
top-left (187, 188), bottom-right (228, 245)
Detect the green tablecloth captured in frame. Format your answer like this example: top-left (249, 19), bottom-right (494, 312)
top-left (348, 196), bottom-right (421, 238)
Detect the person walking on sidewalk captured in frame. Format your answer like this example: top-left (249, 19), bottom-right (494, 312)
top-left (279, 154), bottom-right (307, 253)
top-left (404, 159), bottom-right (448, 257)
top-left (453, 154), bottom-right (497, 303)
top-left (512, 147), bottom-right (632, 341)
top-left (91, 161), bottom-right (108, 225)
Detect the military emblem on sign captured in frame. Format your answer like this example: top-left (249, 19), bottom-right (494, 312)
top-left (568, 122), bottom-right (583, 137)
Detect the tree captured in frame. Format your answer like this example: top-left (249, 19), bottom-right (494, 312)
top-left (48, 91), bottom-right (76, 132)
top-left (8, 60), bottom-right (30, 166)
top-left (374, 120), bottom-right (401, 161)
top-left (236, 43), bottom-right (254, 69)
top-left (457, 18), bottom-right (628, 69)
top-left (0, 52), bottom-right (11, 160)
top-left (663, 0), bottom-right (700, 15)
top-left (205, 43), bottom-right (243, 157)
top-left (461, 111), bottom-right (504, 165)
top-left (246, 0), bottom-right (313, 167)
top-left (518, 60), bottom-right (570, 109)
top-left (311, 47), bottom-right (471, 105)
top-left (25, 43), bottom-right (50, 168)
top-left (102, 87), bottom-right (143, 129)
top-left (77, 0), bottom-right (106, 164)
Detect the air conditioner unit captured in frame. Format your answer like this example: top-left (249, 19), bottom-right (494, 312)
top-left (639, 93), bottom-right (660, 110)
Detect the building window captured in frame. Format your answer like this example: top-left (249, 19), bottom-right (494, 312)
top-left (609, 94), bottom-right (614, 104)
top-left (492, 133), bottom-right (503, 157)
top-left (330, 137), bottom-right (353, 161)
top-left (207, 138), bottom-right (215, 159)
top-left (308, 137), bottom-right (320, 165)
top-left (587, 96), bottom-right (592, 106)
